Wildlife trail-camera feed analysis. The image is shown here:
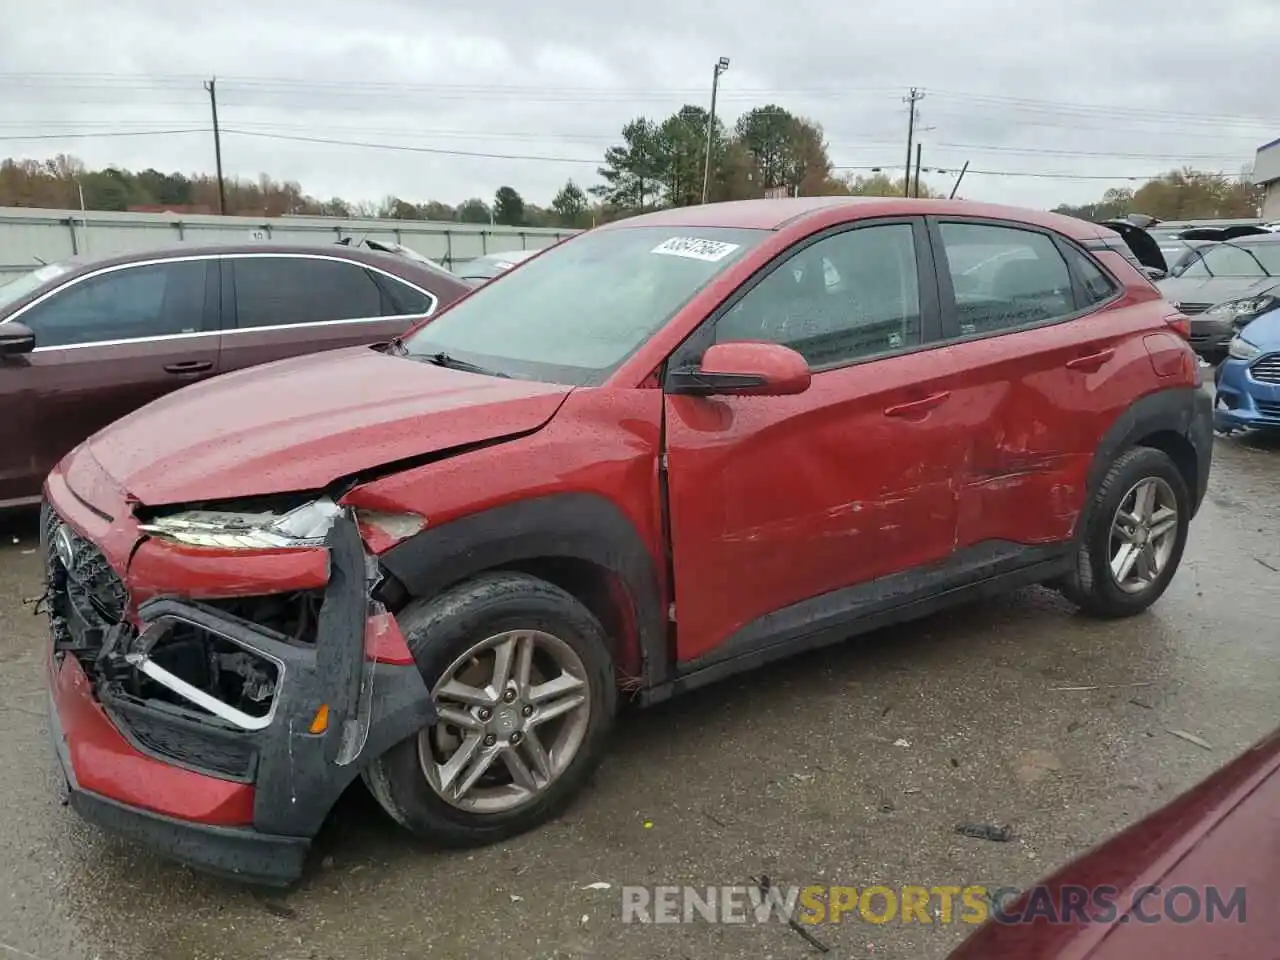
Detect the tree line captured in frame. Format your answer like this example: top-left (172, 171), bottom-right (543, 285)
top-left (0, 154), bottom-right (595, 228)
top-left (1051, 169), bottom-right (1262, 222)
top-left (0, 103), bottom-right (1263, 228)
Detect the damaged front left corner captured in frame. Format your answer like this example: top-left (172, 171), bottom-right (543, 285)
top-left (139, 496), bottom-right (345, 549)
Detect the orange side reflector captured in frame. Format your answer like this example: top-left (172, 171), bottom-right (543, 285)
top-left (309, 704), bottom-right (330, 734)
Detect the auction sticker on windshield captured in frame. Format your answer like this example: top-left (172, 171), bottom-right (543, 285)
top-left (651, 237), bottom-right (742, 262)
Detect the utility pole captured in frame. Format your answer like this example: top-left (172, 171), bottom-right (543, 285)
top-left (701, 56), bottom-right (730, 205)
top-left (949, 161), bottom-right (970, 199)
top-left (903, 87), bottom-right (924, 198)
top-left (204, 77), bottom-right (227, 215)
top-left (913, 143), bottom-right (923, 198)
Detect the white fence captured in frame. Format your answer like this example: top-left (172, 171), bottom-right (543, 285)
top-left (0, 207), bottom-right (579, 283)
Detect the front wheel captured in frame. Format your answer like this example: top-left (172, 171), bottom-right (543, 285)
top-left (362, 572), bottom-right (617, 847)
top-left (1056, 446), bottom-right (1190, 619)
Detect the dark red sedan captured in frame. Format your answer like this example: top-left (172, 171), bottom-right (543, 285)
top-left (948, 726), bottom-right (1279, 958)
top-left (0, 242), bottom-right (470, 508)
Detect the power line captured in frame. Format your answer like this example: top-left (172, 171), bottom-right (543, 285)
top-left (221, 129), bottom-right (1237, 183)
top-left (0, 116), bottom-right (1263, 156)
top-left (0, 128), bottom-right (206, 142)
top-left (2, 72), bottom-right (1278, 128)
top-left (929, 141), bottom-right (1251, 162)
top-left (221, 128), bottom-right (603, 164)
top-left (0, 122), bottom-right (1236, 183)
top-left (834, 164), bottom-right (1239, 181)
top-left (0, 123), bottom-right (1254, 184)
top-left (926, 89), bottom-right (1280, 127)
top-left (0, 122), bottom-right (1250, 166)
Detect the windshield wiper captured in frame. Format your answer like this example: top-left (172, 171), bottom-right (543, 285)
top-left (419, 351), bottom-right (510, 378)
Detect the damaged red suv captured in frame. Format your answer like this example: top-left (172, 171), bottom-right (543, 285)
top-left (42, 198), bottom-right (1212, 885)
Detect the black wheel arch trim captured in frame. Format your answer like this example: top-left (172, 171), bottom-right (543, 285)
top-left (1082, 386), bottom-right (1212, 532)
top-left (377, 492), bottom-right (668, 689)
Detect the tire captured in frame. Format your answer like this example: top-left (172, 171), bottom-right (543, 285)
top-left (362, 572), bottom-right (616, 848)
top-left (1056, 446), bottom-right (1191, 619)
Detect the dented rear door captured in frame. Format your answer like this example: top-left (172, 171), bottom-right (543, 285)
top-left (928, 216), bottom-right (1149, 547)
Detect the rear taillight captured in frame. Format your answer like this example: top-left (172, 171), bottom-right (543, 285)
top-left (1163, 311), bottom-right (1191, 339)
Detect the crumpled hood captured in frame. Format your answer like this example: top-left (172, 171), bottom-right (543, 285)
top-left (1156, 276), bottom-right (1278, 307)
top-left (86, 346), bottom-right (572, 504)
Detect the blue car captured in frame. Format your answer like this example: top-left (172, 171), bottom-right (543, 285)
top-left (1215, 306), bottom-right (1280, 432)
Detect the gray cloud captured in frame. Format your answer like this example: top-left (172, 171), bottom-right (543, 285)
top-left (1, 0), bottom-right (1276, 210)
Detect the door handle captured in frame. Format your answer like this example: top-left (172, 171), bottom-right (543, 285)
top-left (1065, 349), bottom-right (1115, 372)
top-left (883, 391), bottom-right (951, 419)
top-left (164, 360), bottom-right (213, 375)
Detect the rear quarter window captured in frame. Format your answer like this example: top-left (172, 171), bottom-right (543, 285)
top-left (1061, 246), bottom-right (1119, 305)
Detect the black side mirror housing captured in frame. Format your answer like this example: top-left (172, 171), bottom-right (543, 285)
top-left (0, 321), bottom-right (35, 357)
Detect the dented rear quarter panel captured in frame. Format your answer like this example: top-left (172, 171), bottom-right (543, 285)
top-left (949, 289), bottom-right (1186, 549)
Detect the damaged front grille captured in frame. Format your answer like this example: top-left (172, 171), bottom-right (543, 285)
top-left (42, 502), bottom-right (326, 777)
top-left (42, 503), bottom-right (127, 627)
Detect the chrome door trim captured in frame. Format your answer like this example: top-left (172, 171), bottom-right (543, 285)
top-left (1, 251), bottom-right (440, 353)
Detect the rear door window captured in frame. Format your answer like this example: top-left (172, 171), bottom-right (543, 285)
top-left (231, 256), bottom-right (384, 328)
top-left (18, 260), bottom-right (208, 348)
top-left (937, 222), bottom-right (1075, 336)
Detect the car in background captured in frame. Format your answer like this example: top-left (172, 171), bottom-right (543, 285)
top-left (0, 242), bottom-right (471, 508)
top-left (454, 248), bottom-right (543, 285)
top-left (1099, 218), bottom-right (1169, 280)
top-left (947, 724), bottom-right (1280, 959)
top-left (1155, 234), bottom-right (1280, 360)
top-left (336, 235), bottom-right (447, 269)
top-left (1213, 302), bottom-right (1280, 433)
top-left (1156, 236), bottom-right (1216, 275)
top-left (41, 197), bottom-right (1210, 884)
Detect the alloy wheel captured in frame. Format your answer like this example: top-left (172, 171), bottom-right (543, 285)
top-left (1108, 476), bottom-right (1179, 594)
top-left (418, 629), bottom-right (591, 813)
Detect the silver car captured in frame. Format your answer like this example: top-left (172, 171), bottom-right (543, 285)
top-left (455, 249), bottom-right (543, 286)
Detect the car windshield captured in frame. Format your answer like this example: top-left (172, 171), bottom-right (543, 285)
top-left (0, 262), bottom-right (72, 311)
top-left (1177, 241), bottom-right (1280, 278)
top-left (404, 226), bottom-right (767, 384)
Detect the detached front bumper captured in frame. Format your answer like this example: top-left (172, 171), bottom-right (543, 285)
top-left (41, 478), bottom-right (435, 886)
top-left (48, 654), bottom-right (310, 885)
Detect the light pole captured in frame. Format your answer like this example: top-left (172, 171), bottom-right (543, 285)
top-left (701, 56), bottom-right (730, 205)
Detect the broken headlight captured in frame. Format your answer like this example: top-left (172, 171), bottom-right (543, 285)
top-left (1206, 293), bottom-right (1280, 323)
top-left (139, 497), bottom-right (344, 549)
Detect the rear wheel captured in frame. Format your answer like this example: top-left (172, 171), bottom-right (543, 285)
top-left (363, 573), bottom-right (616, 847)
top-left (1056, 447), bottom-right (1190, 619)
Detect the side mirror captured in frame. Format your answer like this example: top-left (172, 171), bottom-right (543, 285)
top-left (1141, 265), bottom-right (1168, 281)
top-left (667, 341), bottom-right (811, 397)
top-left (0, 322), bottom-right (35, 357)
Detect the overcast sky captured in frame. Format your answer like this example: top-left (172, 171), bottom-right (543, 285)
top-left (1, 0), bottom-right (1277, 212)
